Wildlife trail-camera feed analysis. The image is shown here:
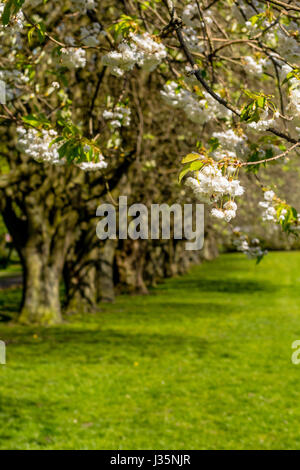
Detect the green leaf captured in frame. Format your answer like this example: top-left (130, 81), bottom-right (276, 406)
top-left (257, 96), bottom-right (265, 108)
top-left (181, 153), bottom-right (201, 164)
top-left (28, 26), bottom-right (35, 45)
top-left (22, 113), bottom-right (51, 129)
top-left (178, 165), bottom-right (191, 183)
top-left (291, 207), bottom-right (298, 219)
top-left (50, 136), bottom-right (64, 147)
top-left (36, 22), bottom-right (46, 43)
top-left (2, 0), bottom-right (25, 26)
top-left (189, 160), bottom-right (204, 171)
top-left (243, 89), bottom-right (257, 100)
top-left (2, 0), bottom-right (13, 26)
top-left (208, 137), bottom-right (219, 152)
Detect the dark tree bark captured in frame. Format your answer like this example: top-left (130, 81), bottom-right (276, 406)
top-left (20, 244), bottom-right (62, 325)
top-left (98, 239), bottom-right (116, 302)
top-left (0, 162), bottom-right (82, 325)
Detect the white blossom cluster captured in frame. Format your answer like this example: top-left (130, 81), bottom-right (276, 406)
top-left (289, 85), bottom-right (300, 121)
top-left (211, 201), bottom-right (238, 222)
top-left (251, 25), bottom-right (299, 64)
top-left (60, 38), bottom-right (86, 69)
top-left (285, 71), bottom-right (300, 124)
top-left (80, 23), bottom-right (105, 47)
top-left (161, 82), bottom-right (206, 124)
top-left (161, 81), bottom-right (231, 125)
top-left (103, 106), bottom-right (131, 129)
top-left (185, 157), bottom-right (244, 222)
top-left (275, 24), bottom-right (299, 64)
top-left (232, 2), bottom-right (299, 64)
top-left (212, 129), bottom-right (247, 159)
top-left (214, 129), bottom-right (242, 146)
top-left (17, 127), bottom-right (107, 171)
top-left (101, 32), bottom-right (167, 77)
top-left (17, 127), bottom-right (63, 165)
top-left (182, 3), bottom-right (213, 28)
top-left (182, 3), bottom-right (199, 27)
top-left (76, 159), bottom-right (107, 171)
top-left (237, 3), bottom-right (299, 64)
top-left (210, 150), bottom-right (236, 161)
top-left (182, 67), bottom-right (233, 122)
top-left (243, 56), bottom-right (266, 76)
top-left (258, 190), bottom-right (278, 222)
top-left (0, 69), bottom-right (29, 101)
top-left (0, 2), bottom-right (24, 48)
top-left (204, 90), bottom-right (232, 121)
top-left (0, 3), bottom-right (24, 36)
top-left (248, 108), bottom-right (280, 132)
top-left (75, 146), bottom-right (107, 171)
top-left (258, 190), bottom-right (300, 230)
top-left (233, 229), bottom-right (267, 260)
top-left (182, 27), bottom-right (204, 54)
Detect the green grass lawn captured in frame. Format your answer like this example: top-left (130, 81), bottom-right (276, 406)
top-left (0, 251), bottom-right (300, 449)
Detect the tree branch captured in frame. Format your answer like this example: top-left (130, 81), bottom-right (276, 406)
top-left (241, 142), bottom-right (300, 166)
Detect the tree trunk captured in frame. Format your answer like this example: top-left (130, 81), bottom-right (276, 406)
top-left (63, 226), bottom-right (100, 314)
top-left (1, 177), bottom-right (79, 325)
top-left (19, 247), bottom-right (62, 325)
top-left (64, 260), bottom-right (98, 314)
top-left (98, 239), bottom-right (116, 302)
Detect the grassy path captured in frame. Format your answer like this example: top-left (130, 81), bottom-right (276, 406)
top-left (0, 252), bottom-right (300, 449)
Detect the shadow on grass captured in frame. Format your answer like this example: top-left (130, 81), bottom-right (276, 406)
top-left (118, 302), bottom-right (247, 321)
top-left (0, 327), bottom-right (209, 363)
top-left (159, 278), bottom-right (275, 294)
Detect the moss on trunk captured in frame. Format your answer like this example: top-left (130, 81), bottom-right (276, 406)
top-left (19, 248), bottom-right (62, 325)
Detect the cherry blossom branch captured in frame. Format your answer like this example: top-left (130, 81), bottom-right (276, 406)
top-left (22, 10), bottom-right (103, 50)
top-left (162, 0), bottom-right (300, 147)
top-left (162, 0), bottom-right (240, 116)
top-left (241, 142), bottom-right (300, 166)
top-left (266, 127), bottom-right (298, 144)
